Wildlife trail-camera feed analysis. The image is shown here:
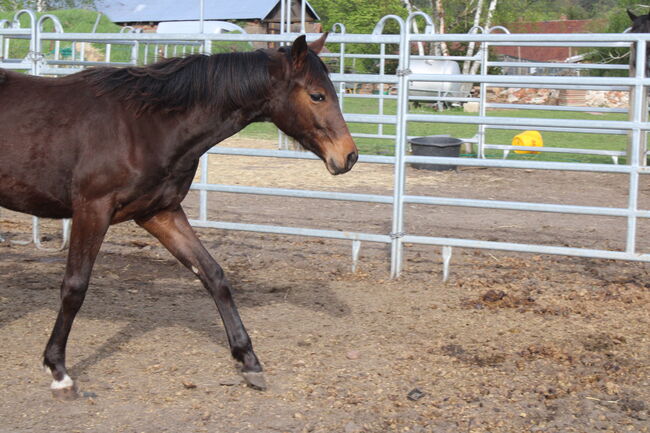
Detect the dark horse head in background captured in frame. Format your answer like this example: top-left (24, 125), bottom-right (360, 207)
top-left (0, 33), bottom-right (357, 399)
top-left (628, 9), bottom-right (650, 77)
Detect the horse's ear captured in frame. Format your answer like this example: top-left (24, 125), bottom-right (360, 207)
top-left (308, 32), bottom-right (328, 55)
top-left (628, 9), bottom-right (638, 21)
top-left (291, 34), bottom-right (309, 71)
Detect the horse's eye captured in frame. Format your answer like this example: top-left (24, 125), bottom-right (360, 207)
top-left (310, 93), bottom-right (325, 102)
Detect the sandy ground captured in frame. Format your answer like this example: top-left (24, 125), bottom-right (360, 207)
top-left (0, 138), bottom-right (648, 433)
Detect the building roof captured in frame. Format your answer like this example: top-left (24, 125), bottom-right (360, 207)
top-left (96, 0), bottom-right (319, 24)
top-left (492, 19), bottom-right (598, 62)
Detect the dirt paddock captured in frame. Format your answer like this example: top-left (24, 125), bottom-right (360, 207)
top-left (1, 138), bottom-right (649, 433)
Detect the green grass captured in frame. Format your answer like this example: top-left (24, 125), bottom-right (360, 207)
top-left (241, 98), bottom-right (629, 164)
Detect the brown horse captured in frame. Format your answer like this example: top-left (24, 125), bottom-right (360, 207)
top-left (0, 33), bottom-right (357, 399)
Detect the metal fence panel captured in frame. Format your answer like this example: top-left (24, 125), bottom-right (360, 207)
top-left (1, 10), bottom-right (649, 279)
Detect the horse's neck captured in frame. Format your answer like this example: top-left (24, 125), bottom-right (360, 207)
top-left (167, 100), bottom-right (268, 165)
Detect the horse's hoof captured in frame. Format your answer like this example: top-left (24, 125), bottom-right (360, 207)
top-left (51, 386), bottom-right (79, 401)
top-left (242, 371), bottom-right (267, 391)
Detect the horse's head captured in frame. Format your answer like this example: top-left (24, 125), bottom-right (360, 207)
top-left (627, 9), bottom-right (650, 77)
top-left (628, 9), bottom-right (650, 34)
top-left (267, 34), bottom-right (358, 175)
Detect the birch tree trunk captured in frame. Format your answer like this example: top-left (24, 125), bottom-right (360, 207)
top-left (403, 0), bottom-right (431, 56)
top-left (430, 0), bottom-right (442, 56)
top-left (462, 0), bottom-right (484, 74)
top-left (430, 0), bottom-right (449, 56)
top-left (469, 0), bottom-right (497, 75)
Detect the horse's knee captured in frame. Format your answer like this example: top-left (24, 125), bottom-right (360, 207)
top-left (60, 275), bottom-right (89, 310)
top-left (62, 275), bottom-right (88, 296)
top-left (202, 263), bottom-right (225, 283)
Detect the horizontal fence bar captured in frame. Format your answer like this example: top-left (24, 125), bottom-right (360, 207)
top-left (44, 60), bottom-right (133, 67)
top-left (410, 32), bottom-right (650, 42)
top-left (206, 147), bottom-right (396, 165)
top-left (486, 41), bottom-right (631, 48)
top-left (484, 144), bottom-right (625, 156)
top-left (352, 133), bottom-right (396, 140)
top-left (406, 113), bottom-right (649, 131)
top-left (402, 235), bottom-right (650, 262)
top-left (0, 62), bottom-right (31, 70)
top-left (403, 195), bottom-right (649, 218)
top-left (189, 220), bottom-right (392, 244)
top-left (485, 103), bottom-right (627, 114)
top-left (410, 96), bottom-right (477, 103)
top-left (0, 29), bottom-right (31, 36)
top-left (38, 67), bottom-right (82, 75)
top-left (39, 31), bottom-right (402, 45)
top-left (330, 73), bottom-right (399, 84)
top-left (483, 125), bottom-right (628, 135)
top-left (407, 73), bottom-right (650, 87)
top-left (484, 83), bottom-right (629, 91)
top-left (191, 183), bottom-right (393, 204)
top-left (321, 53), bottom-right (401, 60)
top-left (342, 94), bottom-right (398, 100)
top-left (345, 113), bottom-right (398, 124)
top-left (487, 61), bottom-right (629, 71)
top-left (403, 155), bottom-right (639, 173)
top-left (407, 54), bottom-right (481, 62)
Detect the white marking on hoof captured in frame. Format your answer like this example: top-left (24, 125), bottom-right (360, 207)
top-left (51, 374), bottom-right (74, 390)
top-left (191, 266), bottom-right (199, 274)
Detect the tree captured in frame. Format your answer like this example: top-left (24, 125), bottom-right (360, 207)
top-left (0, 0), bottom-right (94, 11)
top-left (310, 0), bottom-right (406, 34)
top-left (585, 0), bottom-right (646, 76)
top-left (309, 0), bottom-right (407, 72)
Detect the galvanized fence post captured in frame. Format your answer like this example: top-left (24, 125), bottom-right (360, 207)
top-left (626, 39), bottom-right (646, 254)
top-left (389, 15), bottom-right (408, 278)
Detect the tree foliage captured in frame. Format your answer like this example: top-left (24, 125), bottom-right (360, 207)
top-left (404, 0), bottom-right (623, 33)
top-left (309, 0), bottom-right (407, 34)
top-left (585, 0), bottom-right (646, 76)
top-left (309, 0), bottom-right (407, 73)
top-left (0, 0), bottom-right (94, 12)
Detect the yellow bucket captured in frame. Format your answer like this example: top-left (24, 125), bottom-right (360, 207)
top-left (512, 130), bottom-right (543, 154)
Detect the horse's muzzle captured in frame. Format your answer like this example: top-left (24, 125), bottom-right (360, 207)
top-left (327, 150), bottom-right (358, 175)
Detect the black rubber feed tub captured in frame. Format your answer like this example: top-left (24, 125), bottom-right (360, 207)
top-left (409, 135), bottom-right (463, 171)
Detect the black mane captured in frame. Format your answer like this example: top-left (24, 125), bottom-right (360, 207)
top-left (77, 50), bottom-right (271, 115)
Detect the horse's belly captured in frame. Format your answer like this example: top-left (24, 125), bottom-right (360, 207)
top-left (0, 173), bottom-right (72, 219)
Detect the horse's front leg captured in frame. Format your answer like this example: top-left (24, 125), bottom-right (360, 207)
top-left (136, 207), bottom-right (265, 390)
top-left (43, 199), bottom-right (112, 400)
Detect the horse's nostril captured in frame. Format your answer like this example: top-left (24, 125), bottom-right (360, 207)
top-left (346, 151), bottom-right (359, 170)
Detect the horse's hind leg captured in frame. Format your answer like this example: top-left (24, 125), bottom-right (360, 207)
top-left (43, 200), bottom-right (112, 400)
top-left (136, 207), bottom-right (265, 390)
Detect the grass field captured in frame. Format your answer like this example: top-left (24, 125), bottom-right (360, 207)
top-left (240, 97), bottom-right (630, 164)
